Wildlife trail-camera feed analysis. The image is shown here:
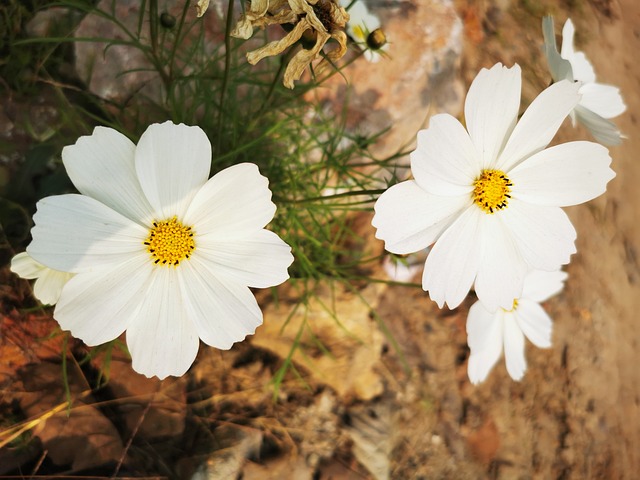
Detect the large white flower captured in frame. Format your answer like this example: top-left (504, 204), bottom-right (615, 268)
top-left (467, 269), bottom-right (567, 384)
top-left (26, 121), bottom-right (294, 379)
top-left (10, 252), bottom-right (73, 305)
top-left (542, 16), bottom-right (626, 145)
top-left (372, 63), bottom-right (614, 311)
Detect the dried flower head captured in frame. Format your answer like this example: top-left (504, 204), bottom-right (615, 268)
top-left (196, 0), bottom-right (210, 17)
top-left (232, 0), bottom-right (349, 88)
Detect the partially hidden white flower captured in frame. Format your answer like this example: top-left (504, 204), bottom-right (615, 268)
top-left (382, 253), bottom-right (424, 283)
top-left (10, 252), bottom-right (73, 305)
top-left (543, 16), bottom-right (626, 145)
top-left (341, 0), bottom-right (388, 62)
top-left (467, 269), bottom-right (568, 384)
top-left (25, 121), bottom-right (294, 379)
top-left (372, 63), bottom-right (615, 312)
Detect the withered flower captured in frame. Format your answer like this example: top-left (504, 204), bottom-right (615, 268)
top-left (231, 0), bottom-right (301, 39)
top-left (232, 0), bottom-right (349, 88)
top-left (196, 0), bottom-right (210, 17)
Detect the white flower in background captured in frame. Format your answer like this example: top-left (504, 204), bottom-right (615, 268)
top-left (10, 252), bottom-right (73, 305)
top-left (372, 63), bottom-right (615, 312)
top-left (382, 253), bottom-right (423, 283)
top-left (467, 269), bottom-right (568, 384)
top-left (26, 121), bottom-right (294, 379)
top-left (341, 0), bottom-right (388, 62)
top-left (543, 16), bottom-right (626, 145)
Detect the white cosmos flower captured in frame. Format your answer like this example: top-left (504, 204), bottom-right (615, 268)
top-left (26, 121), bottom-right (294, 379)
top-left (372, 63), bottom-right (615, 312)
top-left (10, 252), bottom-right (74, 305)
top-left (542, 16), bottom-right (626, 145)
top-left (341, 0), bottom-right (388, 63)
top-left (467, 269), bottom-right (567, 384)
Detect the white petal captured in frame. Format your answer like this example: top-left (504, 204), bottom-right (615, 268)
top-left (195, 229), bottom-right (293, 288)
top-left (510, 141), bottom-right (615, 207)
top-left (11, 252), bottom-right (48, 279)
top-left (364, 49), bottom-right (383, 63)
top-left (126, 266), bottom-right (200, 379)
top-left (54, 255), bottom-right (151, 346)
top-left (135, 121), bottom-right (211, 219)
top-left (344, 1), bottom-right (380, 39)
top-left (11, 252), bottom-right (73, 305)
top-left (464, 63), bottom-right (521, 169)
top-left (574, 105), bottom-right (624, 146)
top-left (33, 270), bottom-right (74, 305)
top-left (473, 214), bottom-right (528, 312)
top-left (501, 200), bottom-right (576, 271)
top-left (62, 126), bottom-right (154, 225)
top-left (515, 299), bottom-right (553, 348)
top-left (497, 80), bottom-right (581, 172)
top-left (579, 82), bottom-right (626, 119)
top-left (521, 269), bottom-right (568, 302)
top-left (503, 312), bottom-right (526, 381)
top-left (560, 19), bottom-right (596, 83)
top-left (372, 181), bottom-right (471, 254)
top-left (179, 257), bottom-right (263, 349)
top-left (422, 206), bottom-right (482, 309)
top-left (542, 16), bottom-right (573, 82)
top-left (411, 114), bottom-right (478, 195)
top-left (184, 163), bottom-right (276, 238)
top-left (466, 302), bottom-right (503, 384)
top-left (28, 194), bottom-right (147, 273)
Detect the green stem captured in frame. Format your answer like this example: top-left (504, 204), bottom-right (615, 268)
top-left (254, 49), bottom-right (291, 119)
top-left (216, 0), bottom-right (235, 153)
top-left (149, 0), bottom-right (158, 56)
top-left (278, 188), bottom-right (387, 204)
top-left (168, 0), bottom-right (192, 82)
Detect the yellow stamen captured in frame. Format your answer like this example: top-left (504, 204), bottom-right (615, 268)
top-left (353, 25), bottom-right (366, 42)
top-left (144, 216), bottom-right (195, 267)
top-left (472, 169), bottom-right (512, 214)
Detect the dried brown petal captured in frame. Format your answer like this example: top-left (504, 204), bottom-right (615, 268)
top-left (283, 29), bottom-right (331, 88)
top-left (231, 0), bottom-right (270, 39)
top-left (234, 0), bottom-right (350, 88)
top-left (196, 0), bottom-right (210, 18)
top-left (247, 18), bottom-right (310, 65)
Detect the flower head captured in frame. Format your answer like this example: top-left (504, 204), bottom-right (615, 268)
top-left (232, 0), bottom-right (349, 89)
top-left (25, 121), bottom-right (294, 379)
top-left (467, 269), bottom-right (567, 384)
top-left (372, 63), bottom-right (614, 311)
top-left (341, 0), bottom-right (388, 62)
top-left (10, 252), bottom-right (73, 305)
top-left (543, 16), bottom-right (626, 145)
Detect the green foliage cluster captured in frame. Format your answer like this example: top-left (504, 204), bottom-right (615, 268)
top-left (1, 0), bottom-right (414, 393)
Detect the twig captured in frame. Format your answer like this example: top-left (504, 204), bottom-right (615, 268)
top-left (111, 387), bottom-right (159, 478)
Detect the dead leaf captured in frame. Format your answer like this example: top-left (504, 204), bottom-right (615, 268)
top-left (16, 362), bottom-right (124, 471)
top-left (256, 282), bottom-right (386, 401)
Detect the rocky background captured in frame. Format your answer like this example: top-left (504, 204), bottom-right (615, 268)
top-left (1, 0), bottom-right (638, 478)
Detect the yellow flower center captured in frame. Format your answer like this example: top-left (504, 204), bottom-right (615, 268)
top-left (472, 169), bottom-right (512, 214)
top-left (353, 25), bottom-right (366, 42)
top-left (144, 217), bottom-right (195, 267)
